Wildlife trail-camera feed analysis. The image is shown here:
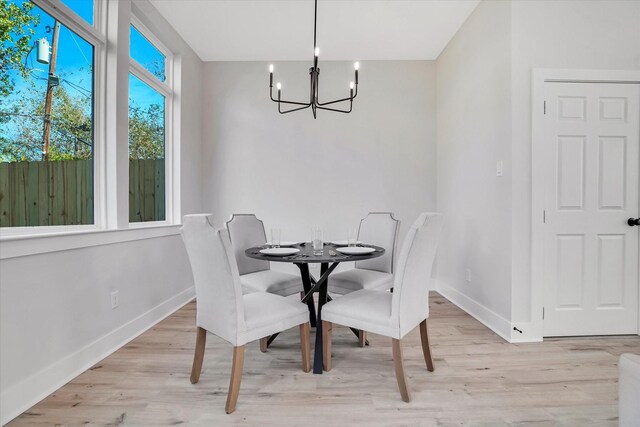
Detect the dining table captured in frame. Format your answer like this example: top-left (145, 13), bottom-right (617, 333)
top-left (245, 242), bottom-right (385, 374)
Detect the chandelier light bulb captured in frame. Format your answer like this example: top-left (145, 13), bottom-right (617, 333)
top-left (350, 82), bottom-right (354, 89)
top-left (315, 47), bottom-right (320, 57)
top-left (354, 61), bottom-right (360, 70)
top-left (276, 82), bottom-right (282, 90)
top-left (269, 64), bottom-right (274, 73)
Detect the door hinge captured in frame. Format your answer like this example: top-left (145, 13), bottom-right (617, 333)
top-left (543, 100), bottom-right (546, 115)
top-left (543, 210), bottom-right (546, 223)
top-left (542, 307), bottom-right (545, 320)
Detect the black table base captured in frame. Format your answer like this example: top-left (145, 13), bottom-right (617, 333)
top-left (245, 243), bottom-right (385, 374)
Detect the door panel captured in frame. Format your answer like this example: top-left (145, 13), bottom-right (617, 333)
top-left (543, 82), bottom-right (639, 337)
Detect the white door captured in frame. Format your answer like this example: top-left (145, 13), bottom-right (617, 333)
top-left (542, 82), bottom-right (639, 337)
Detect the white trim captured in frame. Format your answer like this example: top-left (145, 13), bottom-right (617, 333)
top-left (0, 224), bottom-right (181, 260)
top-left (435, 280), bottom-right (511, 342)
top-left (129, 59), bottom-right (172, 97)
top-left (169, 54), bottom-right (182, 223)
top-left (0, 224), bottom-right (100, 238)
top-left (93, 12), bottom-right (108, 232)
top-left (530, 68), bottom-right (640, 341)
top-left (0, 287), bottom-right (195, 426)
top-left (32, 0), bottom-right (105, 46)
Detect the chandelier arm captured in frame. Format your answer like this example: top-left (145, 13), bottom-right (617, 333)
top-left (275, 99), bottom-right (313, 106)
top-left (315, 94), bottom-right (355, 107)
top-left (279, 103), bottom-right (312, 114)
top-left (316, 102), bottom-right (352, 113)
top-left (316, 78), bottom-right (358, 106)
top-left (270, 86), bottom-right (311, 106)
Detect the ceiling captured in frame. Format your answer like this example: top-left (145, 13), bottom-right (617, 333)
top-left (148, 0), bottom-right (480, 61)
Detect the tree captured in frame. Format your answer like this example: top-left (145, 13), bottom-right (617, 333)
top-left (2, 81), bottom-right (92, 161)
top-left (128, 103), bottom-right (164, 160)
top-left (0, 0), bottom-right (40, 98)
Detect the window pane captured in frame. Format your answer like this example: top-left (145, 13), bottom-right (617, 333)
top-left (130, 25), bottom-right (166, 82)
top-left (0, 0), bottom-right (95, 227)
top-left (60, 0), bottom-right (94, 26)
top-left (128, 73), bottom-right (165, 222)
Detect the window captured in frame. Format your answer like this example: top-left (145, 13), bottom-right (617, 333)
top-left (0, 0), bottom-right (96, 227)
top-left (0, 1), bottom-right (178, 236)
top-left (128, 21), bottom-right (172, 223)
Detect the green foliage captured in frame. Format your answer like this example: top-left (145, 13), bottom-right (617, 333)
top-left (129, 103), bottom-right (164, 160)
top-left (0, 0), bottom-right (40, 97)
top-left (1, 82), bottom-right (92, 161)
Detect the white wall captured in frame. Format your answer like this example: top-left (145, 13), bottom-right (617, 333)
top-left (201, 60), bottom-right (437, 275)
top-left (510, 0), bottom-right (640, 325)
top-left (435, 0), bottom-right (513, 339)
top-left (0, 0), bottom-right (204, 423)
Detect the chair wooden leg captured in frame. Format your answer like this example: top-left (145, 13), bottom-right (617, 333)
top-left (419, 319), bottom-right (435, 372)
top-left (299, 322), bottom-right (311, 372)
top-left (190, 327), bottom-right (207, 384)
top-left (358, 330), bottom-right (366, 347)
top-left (392, 338), bottom-right (411, 402)
top-left (225, 346), bottom-right (245, 414)
top-left (322, 321), bottom-right (332, 371)
top-left (259, 337), bottom-right (268, 353)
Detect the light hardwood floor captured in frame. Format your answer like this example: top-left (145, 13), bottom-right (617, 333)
top-left (9, 292), bottom-right (640, 426)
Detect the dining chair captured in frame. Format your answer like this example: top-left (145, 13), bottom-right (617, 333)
top-left (226, 214), bottom-right (302, 297)
top-left (328, 212), bottom-right (400, 346)
top-left (181, 214), bottom-right (311, 414)
top-left (321, 212), bottom-right (443, 402)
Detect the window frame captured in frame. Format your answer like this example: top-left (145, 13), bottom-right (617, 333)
top-left (0, 0), bottom-right (107, 237)
top-left (127, 12), bottom-right (175, 228)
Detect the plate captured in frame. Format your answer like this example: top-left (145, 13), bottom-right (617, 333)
top-left (259, 248), bottom-right (300, 256)
top-left (336, 247), bottom-right (375, 255)
top-left (331, 240), bottom-right (363, 246)
top-left (265, 241), bottom-right (300, 247)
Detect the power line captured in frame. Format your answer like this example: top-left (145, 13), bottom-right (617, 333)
top-left (68, 30), bottom-right (92, 69)
top-left (61, 79), bottom-right (92, 99)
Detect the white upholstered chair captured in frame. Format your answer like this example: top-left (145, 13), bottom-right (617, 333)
top-left (321, 212), bottom-right (443, 402)
top-left (328, 212), bottom-right (400, 345)
top-left (329, 212), bottom-right (400, 295)
top-left (226, 214), bottom-right (301, 296)
top-left (181, 214), bottom-right (311, 414)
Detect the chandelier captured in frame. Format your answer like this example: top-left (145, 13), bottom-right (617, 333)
top-left (268, 0), bottom-right (359, 119)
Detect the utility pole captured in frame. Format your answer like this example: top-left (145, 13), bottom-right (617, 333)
top-left (42, 21), bottom-right (60, 161)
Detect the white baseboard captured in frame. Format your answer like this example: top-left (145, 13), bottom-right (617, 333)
top-left (435, 280), bottom-right (512, 342)
top-left (0, 286), bottom-right (195, 426)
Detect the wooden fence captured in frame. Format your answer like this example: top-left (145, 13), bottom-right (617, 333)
top-left (0, 159), bottom-right (164, 227)
top-left (128, 159), bottom-right (165, 223)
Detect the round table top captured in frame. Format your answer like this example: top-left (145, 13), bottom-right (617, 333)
top-left (245, 242), bottom-right (385, 264)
